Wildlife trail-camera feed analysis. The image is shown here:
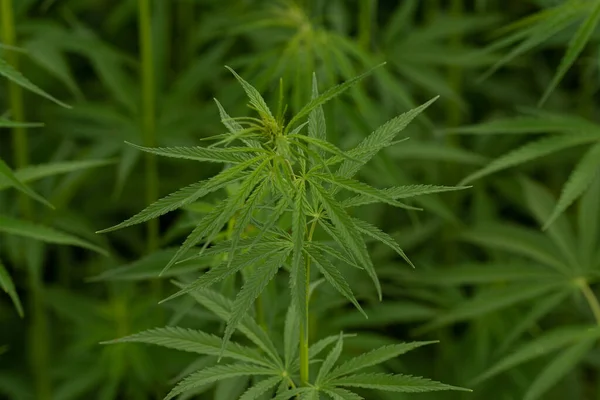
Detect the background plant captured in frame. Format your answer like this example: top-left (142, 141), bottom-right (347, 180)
top-left (1, 0), bottom-right (599, 399)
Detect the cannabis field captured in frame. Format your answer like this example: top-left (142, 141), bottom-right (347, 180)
top-left (2, 0), bottom-right (600, 399)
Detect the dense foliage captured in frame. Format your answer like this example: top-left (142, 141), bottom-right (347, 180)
top-left (1, 0), bottom-right (600, 399)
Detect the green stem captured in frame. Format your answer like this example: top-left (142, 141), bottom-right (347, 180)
top-left (358, 0), bottom-right (375, 51)
top-left (579, 280), bottom-right (600, 326)
top-left (138, 0), bottom-right (159, 254)
top-left (300, 220), bottom-right (318, 384)
top-left (2, 2), bottom-right (50, 399)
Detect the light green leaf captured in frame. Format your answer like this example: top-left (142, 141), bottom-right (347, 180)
top-left (325, 342), bottom-right (436, 382)
top-left (0, 216), bottom-right (107, 255)
top-left (579, 175), bottom-right (600, 267)
top-left (161, 243), bottom-right (287, 303)
top-left (311, 174), bottom-right (417, 210)
top-left (283, 303), bottom-right (300, 369)
top-left (0, 258), bottom-right (23, 317)
top-left (460, 133), bottom-right (600, 185)
top-left (291, 179), bottom-right (308, 335)
top-left (125, 142), bottom-right (265, 164)
top-left (97, 157), bottom-right (260, 233)
top-left (239, 376), bottom-right (282, 400)
top-left (351, 218), bottom-right (414, 268)
top-left (0, 57), bottom-right (70, 108)
top-left (163, 160), bottom-right (270, 274)
top-left (544, 142), bottom-right (600, 229)
top-left (308, 74), bottom-right (326, 156)
top-left (226, 66), bottom-right (274, 120)
top-left (165, 364), bottom-right (279, 400)
top-left (321, 387), bottom-right (363, 400)
top-left (330, 373), bottom-right (469, 393)
top-left (306, 246), bottom-right (367, 318)
top-left (184, 288), bottom-right (283, 368)
top-left (337, 97), bottom-right (438, 180)
top-left (540, 2), bottom-right (600, 105)
top-left (313, 185), bottom-right (381, 300)
top-left (342, 184), bottom-right (469, 208)
top-left (102, 327), bottom-right (270, 367)
top-left (221, 249), bottom-right (291, 357)
top-left (226, 178), bottom-right (270, 269)
top-left (316, 333), bottom-right (344, 384)
top-left (285, 64), bottom-right (384, 133)
top-left (289, 135), bottom-right (359, 163)
top-left (0, 158), bottom-right (53, 208)
top-left (524, 337), bottom-right (596, 400)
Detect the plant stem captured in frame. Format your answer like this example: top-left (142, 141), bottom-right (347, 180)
top-left (2, 2), bottom-right (50, 399)
top-left (299, 219), bottom-right (318, 384)
top-left (579, 280), bottom-right (600, 326)
top-left (138, 0), bottom-right (159, 254)
top-left (358, 0), bottom-right (375, 51)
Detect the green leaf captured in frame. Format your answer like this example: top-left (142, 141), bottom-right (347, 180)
top-left (102, 327), bottom-right (270, 367)
top-left (165, 363), bottom-right (279, 400)
top-left (125, 142), bottom-right (265, 164)
top-left (285, 63), bottom-right (384, 133)
top-left (161, 243), bottom-right (287, 303)
top-left (321, 387), bottom-right (363, 400)
top-left (289, 135), bottom-right (359, 163)
top-left (539, 2), bottom-right (600, 105)
top-left (0, 216), bottom-right (107, 255)
top-left (342, 184), bottom-right (469, 208)
top-left (0, 158), bottom-right (53, 208)
top-left (316, 333), bottom-right (344, 384)
top-left (97, 157), bottom-right (261, 233)
top-left (226, 66), bottom-right (274, 120)
top-left (226, 178), bottom-right (270, 269)
top-left (0, 116), bottom-right (43, 128)
top-left (290, 179), bottom-right (308, 334)
top-left (417, 281), bottom-right (564, 333)
top-left (578, 175), bottom-right (600, 267)
top-left (0, 57), bottom-right (70, 108)
top-left (460, 223), bottom-right (569, 273)
top-left (330, 373), bottom-right (469, 393)
top-left (308, 74), bottom-right (327, 157)
top-left (325, 342), bottom-right (436, 382)
top-left (0, 159), bottom-right (114, 191)
top-left (311, 174), bottom-right (417, 210)
top-left (544, 142), bottom-right (600, 229)
top-left (498, 289), bottom-right (573, 354)
top-left (473, 325), bottom-right (600, 384)
top-left (0, 258), bottom-right (23, 317)
top-left (337, 97), bottom-right (438, 180)
top-left (239, 376), bottom-right (282, 400)
top-left (221, 249), bottom-right (291, 357)
top-left (163, 159), bottom-right (270, 274)
top-left (313, 185), bottom-right (381, 300)
top-left (460, 133), bottom-right (600, 185)
top-left (351, 218), bottom-right (414, 268)
top-left (524, 337), bottom-right (596, 400)
top-left (283, 303), bottom-right (300, 369)
top-left (272, 388), bottom-right (313, 400)
top-left (184, 288), bottom-right (283, 368)
top-left (305, 246), bottom-right (367, 318)
top-left (521, 179), bottom-right (579, 269)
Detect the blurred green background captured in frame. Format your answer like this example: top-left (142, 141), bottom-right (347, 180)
top-left (1, 0), bottom-right (600, 399)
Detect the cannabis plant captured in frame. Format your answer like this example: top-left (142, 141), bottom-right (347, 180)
top-left (98, 67), bottom-right (469, 398)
